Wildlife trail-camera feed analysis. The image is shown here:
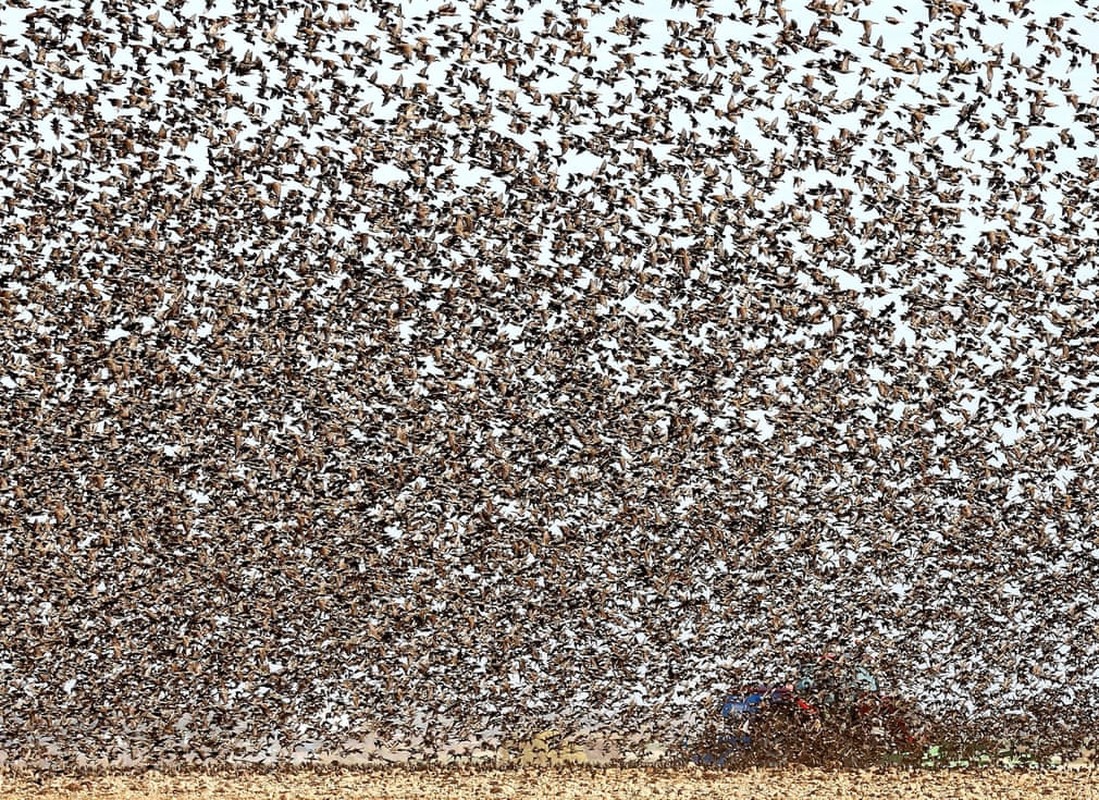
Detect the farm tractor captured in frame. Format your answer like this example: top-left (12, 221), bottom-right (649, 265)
top-left (684, 654), bottom-right (922, 767)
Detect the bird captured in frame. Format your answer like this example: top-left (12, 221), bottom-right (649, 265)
top-left (0, 0), bottom-right (1095, 774)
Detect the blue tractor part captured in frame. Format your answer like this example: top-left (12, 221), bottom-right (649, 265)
top-left (721, 690), bottom-right (767, 717)
top-left (686, 685), bottom-right (791, 765)
top-left (690, 732), bottom-right (751, 766)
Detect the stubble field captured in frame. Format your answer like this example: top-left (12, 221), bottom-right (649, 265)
top-left (3, 766), bottom-right (1096, 800)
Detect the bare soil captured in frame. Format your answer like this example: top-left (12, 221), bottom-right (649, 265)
top-left (2, 766), bottom-right (1095, 800)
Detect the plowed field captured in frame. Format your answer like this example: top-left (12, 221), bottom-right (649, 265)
top-left (3, 766), bottom-right (1095, 800)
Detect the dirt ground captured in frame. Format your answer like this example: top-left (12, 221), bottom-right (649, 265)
top-left (2, 766), bottom-right (1096, 800)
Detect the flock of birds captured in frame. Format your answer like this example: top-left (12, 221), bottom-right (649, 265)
top-left (1, 0), bottom-right (1098, 769)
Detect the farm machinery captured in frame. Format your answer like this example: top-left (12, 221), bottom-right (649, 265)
top-left (684, 654), bottom-right (922, 767)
